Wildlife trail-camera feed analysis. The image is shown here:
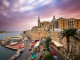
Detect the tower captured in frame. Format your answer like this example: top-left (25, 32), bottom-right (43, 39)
top-left (53, 16), bottom-right (55, 19)
top-left (51, 16), bottom-right (56, 31)
top-left (38, 16), bottom-right (40, 28)
top-left (52, 16), bottom-right (56, 22)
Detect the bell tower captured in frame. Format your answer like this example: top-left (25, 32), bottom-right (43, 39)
top-left (52, 16), bottom-right (56, 22)
top-left (38, 16), bottom-right (40, 28)
top-left (53, 16), bottom-right (55, 19)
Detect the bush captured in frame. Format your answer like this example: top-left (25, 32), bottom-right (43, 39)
top-left (45, 37), bottom-right (52, 51)
top-left (43, 53), bottom-right (54, 60)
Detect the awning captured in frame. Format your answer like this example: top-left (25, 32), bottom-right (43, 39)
top-left (31, 41), bottom-right (35, 44)
top-left (34, 41), bottom-right (40, 47)
top-left (52, 40), bottom-right (63, 47)
top-left (35, 40), bottom-right (39, 42)
top-left (10, 42), bottom-right (17, 45)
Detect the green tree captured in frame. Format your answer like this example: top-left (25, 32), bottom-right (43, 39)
top-left (60, 28), bottom-right (77, 52)
top-left (43, 53), bottom-right (54, 60)
top-left (45, 37), bottom-right (52, 51)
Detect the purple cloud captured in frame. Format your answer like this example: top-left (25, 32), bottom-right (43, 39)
top-left (0, 0), bottom-right (80, 31)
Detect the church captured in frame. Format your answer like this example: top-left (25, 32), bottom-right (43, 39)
top-left (31, 16), bottom-right (59, 31)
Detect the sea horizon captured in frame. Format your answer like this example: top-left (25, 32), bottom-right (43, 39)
top-left (0, 31), bottom-right (22, 40)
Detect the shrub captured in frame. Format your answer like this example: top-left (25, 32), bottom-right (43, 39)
top-left (43, 53), bottom-right (54, 60)
top-left (45, 37), bottom-right (52, 51)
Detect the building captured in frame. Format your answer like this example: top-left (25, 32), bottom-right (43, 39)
top-left (31, 26), bottom-right (38, 31)
top-left (38, 16), bottom-right (50, 31)
top-left (27, 16), bottom-right (80, 56)
top-left (74, 19), bottom-right (80, 29)
top-left (59, 18), bottom-right (80, 30)
top-left (31, 16), bottom-right (80, 32)
top-left (31, 16), bottom-right (58, 31)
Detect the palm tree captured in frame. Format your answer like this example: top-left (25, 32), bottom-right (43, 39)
top-left (60, 28), bottom-right (77, 52)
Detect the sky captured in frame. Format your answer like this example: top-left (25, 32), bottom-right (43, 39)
top-left (0, 0), bottom-right (80, 31)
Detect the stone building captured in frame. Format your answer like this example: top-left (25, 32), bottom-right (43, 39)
top-left (31, 16), bottom-right (58, 31)
top-left (31, 26), bottom-right (38, 31)
top-left (74, 19), bottom-right (80, 29)
top-left (27, 16), bottom-right (80, 56)
top-left (31, 16), bottom-right (80, 31)
top-left (38, 16), bottom-right (50, 31)
top-left (59, 18), bottom-right (80, 30)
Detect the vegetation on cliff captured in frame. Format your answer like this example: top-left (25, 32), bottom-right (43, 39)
top-left (45, 37), bottom-right (52, 51)
top-left (60, 28), bottom-right (78, 52)
top-left (43, 53), bottom-right (54, 60)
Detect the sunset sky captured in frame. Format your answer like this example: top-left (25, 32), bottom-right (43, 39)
top-left (0, 0), bottom-right (80, 31)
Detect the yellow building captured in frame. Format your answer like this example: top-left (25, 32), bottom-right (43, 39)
top-left (59, 18), bottom-right (68, 29)
top-left (59, 18), bottom-right (80, 30)
top-left (74, 19), bottom-right (80, 29)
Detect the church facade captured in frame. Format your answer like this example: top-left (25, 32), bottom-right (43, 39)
top-left (31, 16), bottom-right (58, 31)
top-left (31, 16), bottom-right (80, 31)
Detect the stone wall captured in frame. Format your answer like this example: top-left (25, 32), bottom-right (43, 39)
top-left (26, 31), bottom-right (67, 47)
top-left (25, 31), bottom-right (80, 55)
top-left (26, 31), bottom-right (61, 41)
top-left (47, 31), bottom-right (68, 50)
top-left (25, 31), bottom-right (47, 40)
top-left (69, 37), bottom-right (80, 55)
top-left (47, 31), bottom-right (60, 42)
top-left (26, 31), bottom-right (67, 48)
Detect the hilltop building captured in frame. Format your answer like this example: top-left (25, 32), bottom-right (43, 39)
top-left (59, 18), bottom-right (80, 30)
top-left (31, 16), bottom-right (58, 31)
top-left (26, 16), bottom-right (80, 57)
top-left (31, 16), bottom-right (80, 31)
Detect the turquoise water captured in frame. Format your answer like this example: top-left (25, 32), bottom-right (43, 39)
top-left (0, 45), bottom-right (16, 60)
top-left (0, 31), bottom-right (22, 60)
top-left (0, 31), bottom-right (22, 40)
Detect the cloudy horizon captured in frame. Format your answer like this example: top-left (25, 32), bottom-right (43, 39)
top-left (0, 0), bottom-right (80, 31)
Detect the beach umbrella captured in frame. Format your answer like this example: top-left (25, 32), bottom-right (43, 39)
top-left (51, 51), bottom-right (56, 56)
top-left (32, 54), bottom-right (35, 59)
